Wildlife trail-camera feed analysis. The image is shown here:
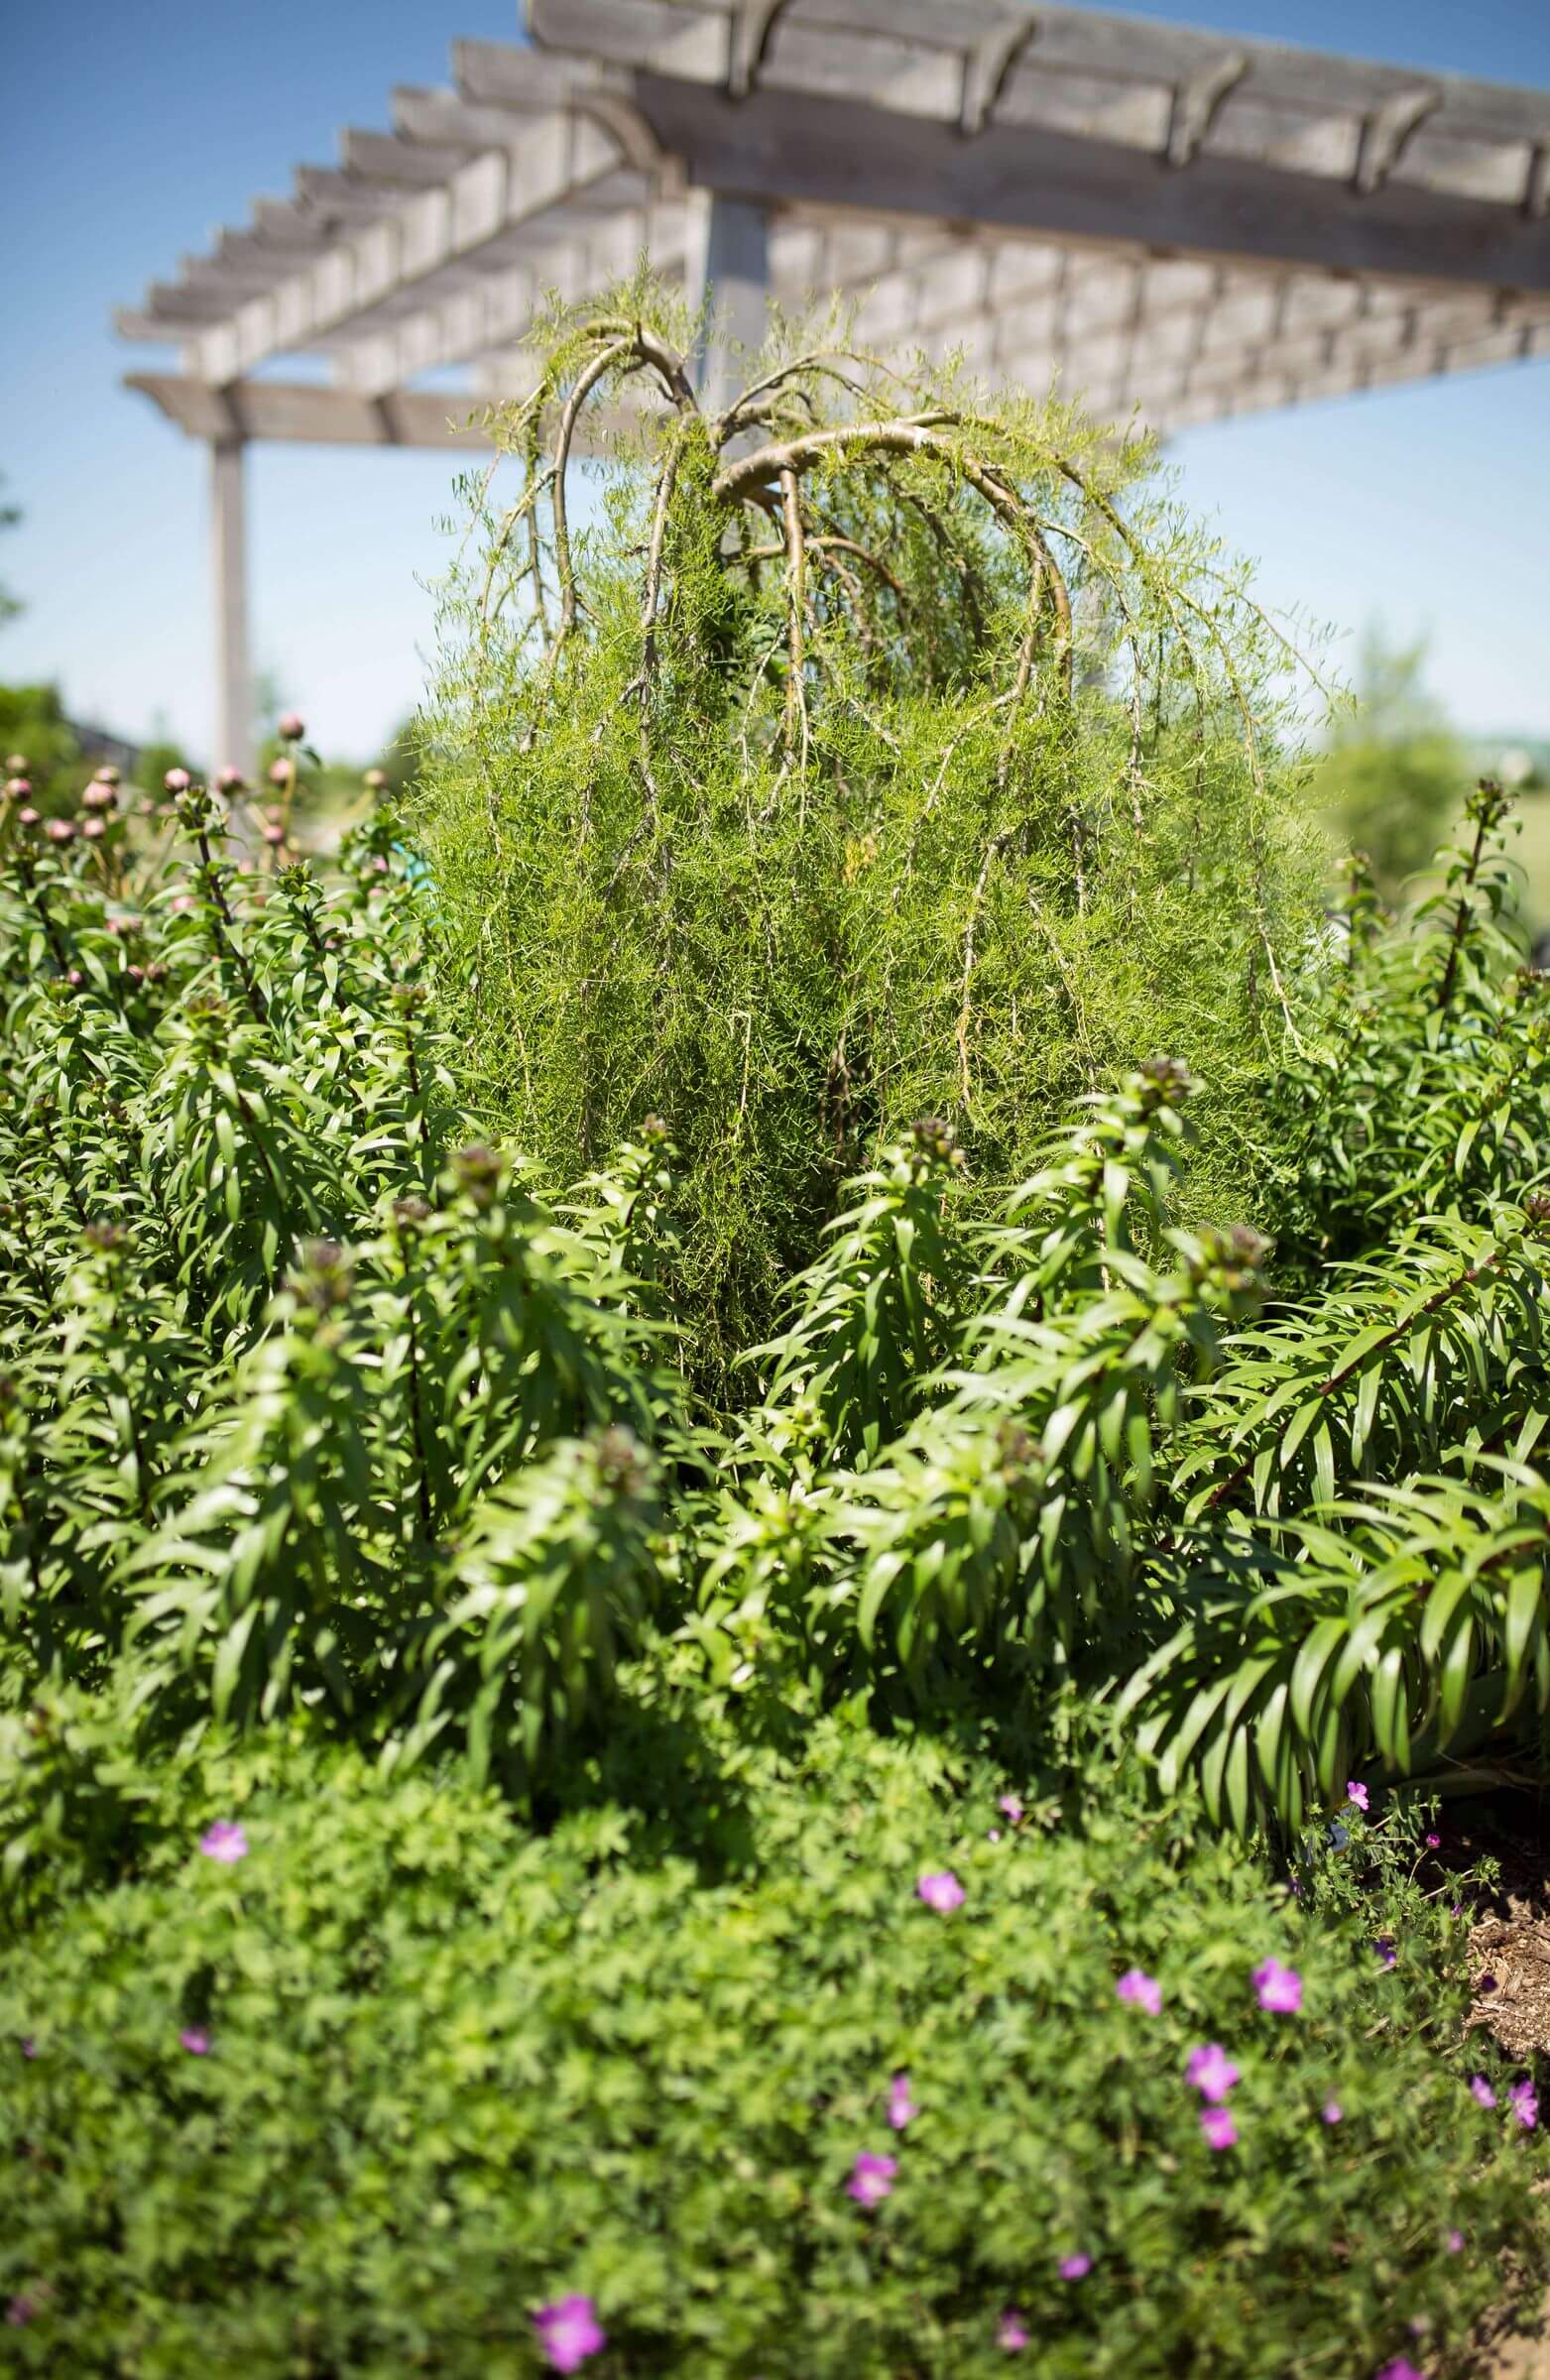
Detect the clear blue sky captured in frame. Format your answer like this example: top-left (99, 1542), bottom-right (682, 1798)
top-left (4, 0), bottom-right (1549, 761)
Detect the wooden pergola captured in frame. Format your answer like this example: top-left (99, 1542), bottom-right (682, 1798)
top-left (117, 0), bottom-right (1550, 774)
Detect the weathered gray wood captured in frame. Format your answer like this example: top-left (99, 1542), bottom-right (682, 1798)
top-left (210, 438), bottom-right (254, 778)
top-left (632, 73), bottom-right (1550, 294)
top-left (685, 189), bottom-right (771, 408)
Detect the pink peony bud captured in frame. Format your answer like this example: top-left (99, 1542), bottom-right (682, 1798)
top-left (4, 752), bottom-right (27, 774)
top-left (66, 968), bottom-right (83, 986)
top-left (363, 767), bottom-right (388, 790)
top-left (268, 759), bottom-right (290, 786)
top-left (94, 764), bottom-right (122, 786)
top-left (82, 817), bottom-right (108, 840)
top-left (81, 781), bottom-right (116, 811)
top-left (214, 765), bottom-right (245, 793)
top-left (278, 712), bottom-right (304, 741)
top-left (16, 806), bottom-right (40, 828)
top-left (164, 768), bottom-right (190, 793)
top-left (4, 776), bottom-right (29, 799)
top-left (170, 894), bottom-right (196, 914)
top-left (46, 818), bottom-right (75, 844)
top-left (262, 823), bottom-right (286, 845)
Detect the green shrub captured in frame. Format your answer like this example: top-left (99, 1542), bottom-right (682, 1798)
top-left (416, 291), bottom-right (1328, 1382)
top-left (1, 1697), bottom-right (1541, 2377)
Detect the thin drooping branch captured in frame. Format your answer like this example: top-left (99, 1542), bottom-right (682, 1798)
top-left (779, 465), bottom-right (810, 771)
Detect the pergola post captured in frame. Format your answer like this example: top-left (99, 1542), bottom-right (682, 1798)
top-left (209, 435), bottom-right (254, 780)
top-left (685, 190), bottom-right (771, 410)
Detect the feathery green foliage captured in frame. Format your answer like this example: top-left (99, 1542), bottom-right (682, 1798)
top-left (416, 288), bottom-right (1330, 1382)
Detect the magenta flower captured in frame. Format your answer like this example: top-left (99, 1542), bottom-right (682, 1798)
top-left (887, 2073), bottom-right (915, 2130)
top-left (1185, 2043), bottom-right (1241, 2103)
top-left (1470, 2077), bottom-right (1496, 2108)
top-left (1373, 2362), bottom-right (1425, 2380)
top-left (917, 1870), bottom-right (964, 1913)
top-left (1446, 2228), bottom-right (1464, 2253)
top-left (1322, 2098), bottom-right (1344, 2125)
top-left (1200, 2106), bottom-right (1239, 2150)
top-left (1509, 2079), bottom-right (1539, 2130)
top-left (179, 2028), bottom-right (211, 2056)
top-left (534, 2295), bottom-right (605, 2373)
top-left (998, 1795), bottom-right (1024, 1825)
top-left (198, 1820), bottom-right (249, 1864)
top-left (1347, 1780), bottom-right (1370, 1814)
top-left (997, 2310), bottom-right (1029, 2351)
top-left (847, 2151), bottom-right (897, 2207)
top-left (1116, 1966), bottom-right (1163, 2016)
top-left (1252, 1959), bottom-right (1303, 2014)
top-left (1425, 1832), bottom-right (1441, 1849)
top-left (1058, 2254), bottom-right (1092, 2280)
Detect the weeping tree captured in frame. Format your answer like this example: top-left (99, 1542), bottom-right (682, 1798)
top-left (417, 281), bottom-right (1331, 1383)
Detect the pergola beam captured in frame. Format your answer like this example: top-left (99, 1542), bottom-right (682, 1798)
top-left (632, 73), bottom-right (1550, 297)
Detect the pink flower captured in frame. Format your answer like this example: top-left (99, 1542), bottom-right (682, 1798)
top-left (1470, 2077), bottom-right (1496, 2108)
top-left (20, 2037), bottom-right (36, 2059)
top-left (1373, 2362), bottom-right (1425, 2380)
top-left (16, 806), bottom-right (40, 827)
top-left (1446, 2229), bottom-right (1464, 2254)
top-left (179, 2028), bottom-right (211, 2055)
top-left (46, 818), bottom-right (75, 843)
top-left (987, 1828), bottom-right (1001, 1843)
top-left (278, 712), bottom-right (305, 742)
top-left (887, 2073), bottom-right (915, 2130)
top-left (1252, 1959), bottom-right (1302, 2014)
top-left (164, 768), bottom-right (190, 792)
top-left (268, 760), bottom-right (290, 786)
top-left (534, 2295), bottom-right (605, 2373)
top-left (998, 1795), bottom-right (1024, 1825)
top-left (198, 1820), bottom-right (248, 1863)
top-left (4, 776), bottom-right (30, 798)
top-left (1322, 2098), bottom-right (1344, 2125)
top-left (1058, 2254), bottom-right (1092, 2280)
top-left (1425, 1832), bottom-right (1441, 1849)
top-left (847, 2151), bottom-right (897, 2207)
top-left (6, 2296), bottom-right (36, 2325)
top-left (1116, 1966), bottom-right (1162, 2016)
top-left (1185, 2043), bottom-right (1241, 2103)
top-left (1200, 2106), bottom-right (1238, 2150)
top-left (171, 893), bottom-right (196, 914)
top-left (1509, 2079), bottom-right (1538, 2130)
top-left (215, 766), bottom-right (245, 792)
top-left (1346, 1780), bottom-right (1370, 1813)
top-left (917, 1871), bottom-right (964, 1913)
top-left (997, 2311), bottom-right (1029, 2351)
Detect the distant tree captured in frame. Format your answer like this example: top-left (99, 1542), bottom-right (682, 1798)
top-left (0, 475), bottom-right (21, 630)
top-left (1313, 628), bottom-right (1464, 894)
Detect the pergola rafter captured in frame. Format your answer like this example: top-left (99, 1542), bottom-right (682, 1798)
top-left (115, 0), bottom-right (1550, 774)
